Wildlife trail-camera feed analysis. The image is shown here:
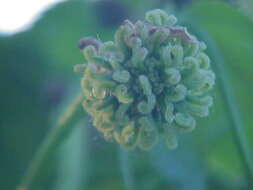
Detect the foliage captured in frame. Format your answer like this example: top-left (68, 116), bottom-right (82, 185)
top-left (0, 0), bottom-right (253, 189)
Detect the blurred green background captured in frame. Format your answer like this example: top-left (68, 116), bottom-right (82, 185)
top-left (1, 0), bottom-right (253, 189)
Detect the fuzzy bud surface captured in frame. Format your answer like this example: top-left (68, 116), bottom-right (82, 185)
top-left (75, 9), bottom-right (215, 150)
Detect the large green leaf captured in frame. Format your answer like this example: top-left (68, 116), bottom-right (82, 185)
top-left (186, 1), bottom-right (253, 77)
top-left (181, 1), bottom-right (253, 186)
top-left (0, 1), bottom-right (116, 189)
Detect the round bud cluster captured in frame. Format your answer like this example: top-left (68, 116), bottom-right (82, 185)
top-left (75, 9), bottom-right (215, 150)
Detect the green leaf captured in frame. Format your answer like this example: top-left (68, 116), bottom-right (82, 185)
top-left (185, 1), bottom-right (253, 77)
top-left (181, 1), bottom-right (253, 185)
top-left (29, 1), bottom-right (114, 73)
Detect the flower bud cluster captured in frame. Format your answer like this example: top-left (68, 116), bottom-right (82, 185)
top-left (76, 9), bottom-right (215, 150)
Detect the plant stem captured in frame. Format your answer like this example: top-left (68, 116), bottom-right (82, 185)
top-left (17, 94), bottom-right (84, 190)
top-left (203, 34), bottom-right (253, 187)
top-left (118, 147), bottom-right (135, 190)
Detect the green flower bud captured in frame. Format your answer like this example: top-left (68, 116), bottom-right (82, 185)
top-left (131, 47), bottom-right (148, 67)
top-left (112, 70), bottom-right (130, 83)
top-left (145, 9), bottom-right (173, 26)
top-left (100, 41), bottom-right (124, 64)
top-left (114, 20), bottom-right (134, 54)
top-left (149, 28), bottom-right (170, 50)
top-left (185, 41), bottom-right (199, 56)
top-left (76, 9), bottom-right (215, 150)
top-left (187, 95), bottom-right (213, 107)
top-left (166, 15), bottom-right (177, 26)
top-left (199, 41), bottom-right (207, 50)
top-left (83, 45), bottom-right (97, 62)
top-left (92, 86), bottom-right (106, 99)
top-left (139, 75), bottom-right (152, 95)
top-left (197, 52), bottom-right (210, 69)
top-left (183, 56), bottom-right (199, 70)
top-left (114, 84), bottom-right (133, 104)
top-left (161, 45), bottom-right (173, 66)
top-left (121, 124), bottom-right (135, 144)
top-left (171, 45), bottom-right (184, 65)
top-left (165, 68), bottom-right (181, 85)
top-left (135, 20), bottom-right (149, 40)
top-left (137, 94), bottom-right (156, 114)
top-left (91, 57), bottom-right (112, 70)
top-left (163, 101), bottom-right (174, 123)
top-left (186, 102), bottom-right (209, 117)
top-left (79, 37), bottom-right (101, 50)
top-left (175, 113), bottom-right (196, 132)
top-left (99, 122), bottom-right (115, 133)
top-left (166, 84), bottom-right (187, 102)
top-left (115, 103), bottom-right (131, 121)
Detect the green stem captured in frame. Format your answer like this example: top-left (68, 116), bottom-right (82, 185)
top-left (17, 94), bottom-right (84, 190)
top-left (202, 33), bottom-right (253, 186)
top-left (118, 147), bottom-right (135, 190)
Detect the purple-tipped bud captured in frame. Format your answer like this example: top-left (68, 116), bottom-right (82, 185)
top-left (79, 37), bottom-right (102, 50)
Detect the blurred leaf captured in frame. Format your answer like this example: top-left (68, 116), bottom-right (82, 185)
top-left (238, 0), bottom-right (253, 19)
top-left (29, 1), bottom-right (115, 74)
top-left (121, 0), bottom-right (156, 13)
top-left (178, 0), bottom-right (253, 186)
top-left (151, 143), bottom-right (207, 190)
top-left (54, 123), bottom-right (88, 190)
top-left (0, 1), bottom-right (116, 189)
top-left (2, 1), bottom-right (253, 189)
top-left (186, 1), bottom-right (253, 77)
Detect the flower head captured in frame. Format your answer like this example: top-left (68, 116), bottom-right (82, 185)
top-left (75, 9), bottom-right (215, 150)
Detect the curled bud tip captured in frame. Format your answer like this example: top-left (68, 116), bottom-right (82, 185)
top-left (79, 37), bottom-right (102, 50)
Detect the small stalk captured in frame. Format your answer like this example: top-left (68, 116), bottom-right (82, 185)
top-left (118, 147), bottom-right (135, 190)
top-left (17, 94), bottom-right (84, 190)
